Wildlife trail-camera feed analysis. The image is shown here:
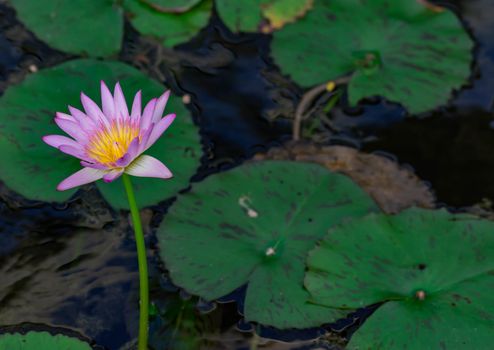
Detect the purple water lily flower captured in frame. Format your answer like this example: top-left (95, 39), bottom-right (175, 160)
top-left (43, 81), bottom-right (175, 191)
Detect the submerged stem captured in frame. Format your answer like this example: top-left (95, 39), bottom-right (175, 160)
top-left (292, 75), bottom-right (351, 141)
top-left (123, 174), bottom-right (149, 350)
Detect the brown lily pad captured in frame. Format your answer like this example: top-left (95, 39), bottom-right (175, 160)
top-left (254, 142), bottom-right (435, 214)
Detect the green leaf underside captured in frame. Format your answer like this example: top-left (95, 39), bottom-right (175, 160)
top-left (271, 0), bottom-right (473, 114)
top-left (10, 0), bottom-right (122, 57)
top-left (0, 331), bottom-right (91, 350)
top-left (124, 0), bottom-right (212, 47)
top-left (305, 208), bottom-right (494, 349)
top-left (0, 59), bottom-right (201, 209)
top-left (158, 161), bottom-right (378, 328)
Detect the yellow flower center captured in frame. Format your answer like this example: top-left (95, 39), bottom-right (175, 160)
top-left (86, 120), bottom-right (139, 166)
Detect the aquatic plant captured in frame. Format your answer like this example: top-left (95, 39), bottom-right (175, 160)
top-left (0, 59), bottom-right (201, 208)
top-left (42, 82), bottom-right (178, 350)
top-left (271, 0), bottom-right (473, 114)
top-left (158, 160), bottom-right (378, 328)
top-left (215, 0), bottom-right (314, 33)
top-left (0, 331), bottom-right (92, 350)
top-left (305, 208), bottom-right (494, 349)
top-left (42, 81), bottom-right (175, 189)
top-left (8, 0), bottom-right (212, 56)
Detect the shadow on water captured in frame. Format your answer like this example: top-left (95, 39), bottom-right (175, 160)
top-left (0, 0), bottom-right (494, 349)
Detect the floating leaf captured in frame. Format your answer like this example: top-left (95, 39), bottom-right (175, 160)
top-left (0, 59), bottom-right (201, 209)
top-left (124, 0), bottom-right (212, 47)
top-left (158, 161), bottom-right (377, 328)
top-left (216, 0), bottom-right (313, 33)
top-left (306, 208), bottom-right (494, 349)
top-left (215, 0), bottom-right (266, 33)
top-left (140, 0), bottom-right (202, 13)
top-left (271, 0), bottom-right (473, 114)
top-left (10, 0), bottom-right (123, 57)
top-left (0, 331), bottom-right (92, 350)
top-left (262, 0), bottom-right (314, 31)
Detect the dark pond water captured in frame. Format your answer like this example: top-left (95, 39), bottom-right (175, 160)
top-left (0, 0), bottom-right (493, 349)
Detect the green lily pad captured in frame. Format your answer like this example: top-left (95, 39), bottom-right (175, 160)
top-left (215, 0), bottom-right (266, 33)
top-left (271, 0), bottom-right (473, 114)
top-left (10, 0), bottom-right (123, 57)
top-left (141, 0), bottom-right (202, 13)
top-left (0, 59), bottom-right (201, 209)
top-left (124, 0), bottom-right (212, 47)
top-left (262, 0), bottom-right (314, 31)
top-left (305, 208), bottom-right (494, 349)
top-left (216, 0), bottom-right (313, 33)
top-left (0, 331), bottom-right (92, 350)
top-left (158, 161), bottom-right (377, 328)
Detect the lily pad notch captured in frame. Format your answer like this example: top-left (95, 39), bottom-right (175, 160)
top-left (305, 208), bottom-right (494, 349)
top-left (271, 0), bottom-right (474, 114)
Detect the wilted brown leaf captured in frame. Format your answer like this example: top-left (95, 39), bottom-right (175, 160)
top-left (254, 142), bottom-right (435, 214)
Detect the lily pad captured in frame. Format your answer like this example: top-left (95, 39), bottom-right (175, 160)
top-left (0, 331), bottom-right (92, 350)
top-left (0, 59), bottom-right (201, 209)
top-left (271, 0), bottom-right (473, 114)
top-left (262, 0), bottom-right (314, 31)
top-left (124, 0), bottom-right (212, 47)
top-left (215, 0), bottom-right (266, 33)
top-left (10, 0), bottom-right (123, 57)
top-left (158, 161), bottom-right (378, 328)
top-left (305, 208), bottom-right (494, 349)
top-left (216, 0), bottom-right (313, 33)
top-left (140, 0), bottom-right (202, 13)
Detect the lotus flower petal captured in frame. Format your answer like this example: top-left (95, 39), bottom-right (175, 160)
top-left (131, 90), bottom-right (142, 119)
top-left (100, 81), bottom-right (115, 118)
top-left (42, 135), bottom-right (78, 149)
top-left (57, 167), bottom-right (106, 191)
top-left (114, 82), bottom-right (129, 120)
top-left (152, 90), bottom-right (170, 123)
top-left (103, 168), bottom-right (124, 183)
top-left (145, 114), bottom-right (176, 151)
top-left (125, 155), bottom-right (173, 179)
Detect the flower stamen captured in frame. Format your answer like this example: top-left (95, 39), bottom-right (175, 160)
top-left (86, 120), bottom-right (139, 166)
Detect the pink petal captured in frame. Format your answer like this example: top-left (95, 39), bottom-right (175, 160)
top-left (137, 127), bottom-right (153, 154)
top-left (68, 106), bottom-right (87, 120)
top-left (140, 98), bottom-right (157, 131)
top-left (145, 114), bottom-right (176, 150)
top-left (100, 81), bottom-right (115, 118)
top-left (113, 82), bottom-right (129, 120)
top-left (152, 90), bottom-right (170, 123)
top-left (103, 169), bottom-right (124, 183)
top-left (57, 167), bottom-right (106, 191)
top-left (115, 137), bottom-right (140, 167)
top-left (58, 145), bottom-right (89, 161)
top-left (42, 135), bottom-right (79, 149)
top-left (131, 90), bottom-right (142, 119)
top-left (80, 92), bottom-right (104, 122)
top-left (56, 112), bottom-right (75, 121)
top-left (125, 155), bottom-right (172, 179)
top-left (67, 106), bottom-right (96, 133)
top-left (80, 161), bottom-right (108, 170)
top-left (55, 118), bottom-right (87, 142)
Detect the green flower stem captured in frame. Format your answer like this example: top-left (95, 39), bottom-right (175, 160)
top-left (123, 174), bottom-right (149, 350)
